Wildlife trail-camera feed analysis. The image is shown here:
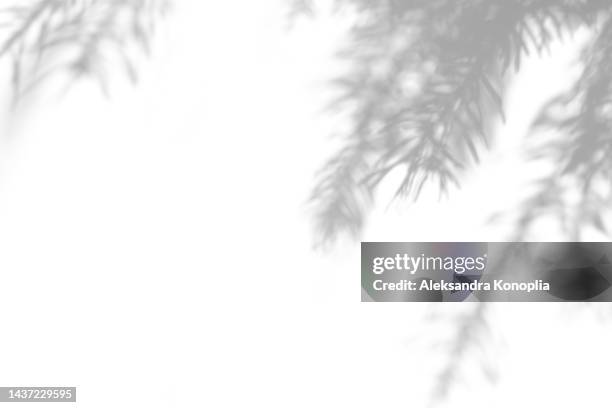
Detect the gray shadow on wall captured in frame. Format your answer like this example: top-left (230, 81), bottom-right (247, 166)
top-left (296, 0), bottom-right (612, 247)
top-left (0, 0), bottom-right (170, 107)
top-left (492, 11), bottom-right (612, 242)
top-left (294, 0), bottom-right (612, 406)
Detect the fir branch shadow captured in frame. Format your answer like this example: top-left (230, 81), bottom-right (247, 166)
top-left (426, 242), bottom-right (534, 407)
top-left (301, 0), bottom-right (598, 247)
top-left (496, 11), bottom-right (612, 242)
top-left (428, 302), bottom-right (492, 406)
top-left (0, 0), bottom-right (170, 107)
top-left (295, 0), bottom-right (612, 405)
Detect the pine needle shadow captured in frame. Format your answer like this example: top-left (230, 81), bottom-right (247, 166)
top-left (295, 0), bottom-right (612, 406)
top-left (0, 0), bottom-right (170, 107)
top-left (493, 10), bottom-right (612, 242)
top-left (299, 0), bottom-right (581, 247)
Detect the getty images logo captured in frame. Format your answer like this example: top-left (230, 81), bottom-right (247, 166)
top-left (371, 253), bottom-right (488, 275)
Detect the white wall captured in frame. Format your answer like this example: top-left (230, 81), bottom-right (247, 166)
top-left (0, 2), bottom-right (609, 407)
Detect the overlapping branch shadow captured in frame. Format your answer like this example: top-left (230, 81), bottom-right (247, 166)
top-left (295, 0), bottom-right (612, 406)
top-left (0, 0), bottom-right (169, 106)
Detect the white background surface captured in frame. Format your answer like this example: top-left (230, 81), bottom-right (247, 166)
top-left (0, 2), bottom-right (610, 407)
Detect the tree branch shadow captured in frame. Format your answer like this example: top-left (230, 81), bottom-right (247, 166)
top-left (0, 0), bottom-right (170, 107)
top-left (294, 0), bottom-right (612, 405)
top-left (300, 0), bottom-right (596, 248)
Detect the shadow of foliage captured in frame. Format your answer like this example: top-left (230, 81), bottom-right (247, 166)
top-left (0, 0), bottom-right (169, 105)
top-left (297, 0), bottom-right (610, 246)
top-left (295, 0), bottom-right (612, 405)
top-left (498, 11), bottom-right (612, 241)
top-left (426, 242), bottom-right (533, 406)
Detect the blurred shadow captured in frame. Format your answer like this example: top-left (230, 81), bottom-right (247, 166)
top-left (297, 0), bottom-right (612, 406)
top-left (496, 10), bottom-right (612, 241)
top-left (0, 0), bottom-right (170, 107)
top-left (428, 303), bottom-right (492, 405)
top-left (299, 0), bottom-right (609, 247)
